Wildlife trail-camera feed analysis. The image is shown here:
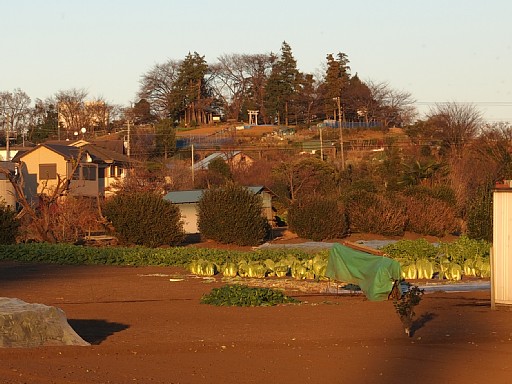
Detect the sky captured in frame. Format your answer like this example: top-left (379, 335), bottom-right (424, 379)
top-left (1, 0), bottom-right (511, 123)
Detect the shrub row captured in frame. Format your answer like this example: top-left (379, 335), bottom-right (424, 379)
top-left (287, 187), bottom-right (462, 241)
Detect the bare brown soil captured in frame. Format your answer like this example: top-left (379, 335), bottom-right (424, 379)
top-left (1, 255), bottom-right (511, 384)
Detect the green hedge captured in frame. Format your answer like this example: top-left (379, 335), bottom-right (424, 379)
top-left (0, 243), bottom-right (314, 267)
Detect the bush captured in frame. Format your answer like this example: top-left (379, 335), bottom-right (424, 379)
top-left (51, 197), bottom-right (103, 243)
top-left (402, 185), bottom-right (457, 206)
top-left (0, 202), bottom-right (19, 244)
top-left (466, 183), bottom-right (493, 242)
top-left (403, 195), bottom-right (459, 236)
top-left (103, 192), bottom-right (185, 247)
top-left (200, 284), bottom-right (299, 306)
top-left (344, 191), bottom-right (407, 236)
top-left (198, 183), bottom-right (271, 246)
top-left (288, 198), bottom-right (348, 241)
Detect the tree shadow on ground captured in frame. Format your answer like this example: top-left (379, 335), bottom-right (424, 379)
top-left (68, 319), bottom-right (129, 345)
top-left (409, 312), bottom-right (437, 337)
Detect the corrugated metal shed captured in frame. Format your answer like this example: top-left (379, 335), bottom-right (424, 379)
top-left (492, 186), bottom-right (512, 309)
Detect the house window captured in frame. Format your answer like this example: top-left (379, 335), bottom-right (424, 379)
top-left (82, 165), bottom-right (97, 181)
top-left (72, 166), bottom-right (80, 180)
top-left (39, 164), bottom-right (57, 180)
top-left (109, 164), bottom-right (123, 178)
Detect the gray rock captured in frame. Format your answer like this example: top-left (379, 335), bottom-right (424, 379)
top-left (0, 297), bottom-right (90, 348)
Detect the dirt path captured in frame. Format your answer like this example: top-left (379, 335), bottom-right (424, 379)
top-left (1, 262), bottom-right (511, 384)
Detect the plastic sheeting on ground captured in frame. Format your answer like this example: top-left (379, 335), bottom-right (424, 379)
top-left (325, 243), bottom-right (402, 301)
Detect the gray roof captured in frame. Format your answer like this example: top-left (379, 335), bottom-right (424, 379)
top-left (193, 151), bottom-right (241, 171)
top-left (163, 190), bottom-right (204, 204)
top-left (13, 143), bottom-right (80, 161)
top-left (82, 144), bottom-right (131, 164)
top-left (14, 143), bottom-right (130, 165)
top-left (163, 186), bottom-right (270, 204)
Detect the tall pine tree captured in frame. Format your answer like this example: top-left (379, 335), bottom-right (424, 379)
top-left (321, 52), bottom-right (350, 120)
top-left (263, 42), bottom-right (300, 125)
top-left (169, 52), bottom-right (210, 125)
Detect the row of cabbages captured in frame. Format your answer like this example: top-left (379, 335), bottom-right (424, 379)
top-left (189, 252), bottom-right (490, 281)
top-left (382, 237), bottom-right (491, 281)
top-left (190, 237), bottom-right (491, 281)
top-left (401, 257), bottom-right (490, 280)
top-left (189, 254), bottom-right (328, 280)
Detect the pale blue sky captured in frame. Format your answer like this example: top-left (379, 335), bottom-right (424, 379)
top-left (1, 0), bottom-right (511, 122)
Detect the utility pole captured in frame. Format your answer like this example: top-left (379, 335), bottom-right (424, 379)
top-left (5, 113), bottom-right (10, 161)
top-left (319, 127), bottom-right (323, 161)
top-left (126, 118), bottom-right (131, 157)
top-left (336, 96), bottom-right (345, 170)
top-left (191, 144), bottom-right (195, 185)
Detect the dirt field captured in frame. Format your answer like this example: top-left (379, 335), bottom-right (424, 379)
top-left (1, 259), bottom-right (511, 384)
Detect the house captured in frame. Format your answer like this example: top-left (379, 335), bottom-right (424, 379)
top-left (0, 161), bottom-right (16, 208)
top-left (163, 186), bottom-right (274, 234)
top-left (0, 144), bottom-right (35, 162)
top-left (193, 151), bottom-right (254, 171)
top-left (12, 142), bottom-right (130, 202)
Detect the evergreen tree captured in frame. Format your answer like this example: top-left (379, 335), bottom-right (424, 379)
top-left (153, 118), bottom-right (176, 159)
top-left (344, 74), bottom-right (373, 123)
top-left (27, 100), bottom-right (58, 143)
top-left (320, 52), bottom-right (350, 120)
top-left (170, 52), bottom-right (211, 125)
top-left (263, 41), bottom-right (300, 125)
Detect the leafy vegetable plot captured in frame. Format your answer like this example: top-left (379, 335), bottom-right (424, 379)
top-left (200, 284), bottom-right (299, 307)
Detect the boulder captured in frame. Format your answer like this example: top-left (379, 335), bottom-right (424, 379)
top-left (0, 297), bottom-right (90, 348)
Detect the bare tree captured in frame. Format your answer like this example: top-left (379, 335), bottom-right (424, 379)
top-left (426, 102), bottom-right (482, 154)
top-left (138, 59), bottom-right (181, 118)
top-left (0, 89), bottom-right (31, 147)
top-left (210, 53), bottom-right (275, 121)
top-left (55, 88), bottom-right (89, 137)
top-left (84, 97), bottom-right (113, 134)
top-left (475, 121), bottom-right (512, 180)
top-left (366, 80), bottom-right (417, 127)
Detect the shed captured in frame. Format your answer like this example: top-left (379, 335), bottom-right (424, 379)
top-left (163, 186), bottom-right (274, 234)
top-left (0, 161), bottom-right (17, 208)
top-left (492, 182), bottom-right (512, 309)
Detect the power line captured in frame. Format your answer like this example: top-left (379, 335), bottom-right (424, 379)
top-left (414, 101), bottom-right (512, 106)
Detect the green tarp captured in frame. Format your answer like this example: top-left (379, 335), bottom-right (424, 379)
top-left (325, 243), bottom-right (402, 301)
